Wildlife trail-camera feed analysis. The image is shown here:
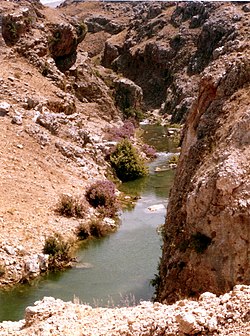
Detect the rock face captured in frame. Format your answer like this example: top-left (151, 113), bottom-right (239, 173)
top-left (2, 6), bottom-right (37, 45)
top-left (156, 34), bottom-right (250, 302)
top-left (85, 15), bottom-right (124, 35)
top-left (48, 21), bottom-right (87, 71)
top-left (0, 285), bottom-right (250, 335)
top-left (113, 77), bottom-right (143, 111)
top-left (101, 2), bottom-right (247, 122)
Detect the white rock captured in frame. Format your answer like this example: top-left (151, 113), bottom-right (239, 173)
top-left (103, 217), bottom-right (116, 227)
top-left (24, 254), bottom-right (48, 277)
top-left (4, 245), bottom-right (16, 255)
top-left (199, 291), bottom-right (217, 301)
top-left (12, 115), bottom-right (23, 125)
top-left (176, 312), bottom-right (201, 334)
top-left (207, 316), bottom-right (218, 332)
top-left (147, 204), bottom-right (165, 212)
top-left (0, 102), bottom-right (10, 115)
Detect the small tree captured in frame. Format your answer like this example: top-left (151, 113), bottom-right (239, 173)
top-left (109, 139), bottom-right (148, 182)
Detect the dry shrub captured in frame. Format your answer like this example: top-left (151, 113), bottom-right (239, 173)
top-left (77, 219), bottom-right (114, 240)
top-left (43, 234), bottom-right (73, 271)
top-left (56, 194), bottom-right (87, 218)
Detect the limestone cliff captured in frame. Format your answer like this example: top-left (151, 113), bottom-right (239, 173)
top-left (156, 10), bottom-right (250, 303)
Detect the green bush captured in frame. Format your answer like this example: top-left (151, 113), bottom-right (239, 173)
top-left (123, 107), bottom-right (144, 122)
top-left (168, 154), bottom-right (179, 165)
top-left (109, 139), bottom-right (148, 182)
top-left (43, 234), bottom-right (73, 270)
top-left (56, 194), bottom-right (87, 218)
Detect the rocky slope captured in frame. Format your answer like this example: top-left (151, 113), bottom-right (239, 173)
top-left (99, 1), bottom-right (250, 121)
top-left (1, 285), bottom-right (250, 335)
top-left (0, 0), bottom-right (124, 287)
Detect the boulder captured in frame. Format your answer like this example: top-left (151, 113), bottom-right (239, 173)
top-left (24, 254), bottom-right (49, 279)
top-left (48, 22), bottom-right (87, 71)
top-left (114, 78), bottom-right (143, 111)
top-left (12, 114), bottom-right (23, 125)
top-left (0, 101), bottom-right (11, 116)
top-left (36, 112), bottom-right (60, 135)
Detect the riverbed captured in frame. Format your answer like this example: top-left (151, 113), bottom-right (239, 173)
top-left (0, 125), bottom-right (176, 322)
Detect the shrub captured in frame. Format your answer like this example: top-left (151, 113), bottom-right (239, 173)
top-left (77, 218), bottom-right (114, 241)
top-left (109, 139), bottom-right (148, 182)
top-left (123, 107), bottom-right (144, 122)
top-left (105, 120), bottom-right (135, 142)
top-left (142, 144), bottom-right (157, 159)
top-left (89, 219), bottom-right (107, 238)
top-left (56, 194), bottom-right (87, 218)
top-left (76, 223), bottom-right (90, 240)
top-left (43, 234), bottom-right (73, 270)
top-left (85, 180), bottom-right (118, 218)
top-left (168, 154), bottom-right (179, 165)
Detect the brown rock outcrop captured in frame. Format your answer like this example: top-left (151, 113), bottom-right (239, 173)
top-left (100, 1), bottom-right (247, 122)
top-left (156, 42), bottom-right (250, 303)
top-left (48, 21), bottom-right (87, 71)
top-left (2, 6), bottom-right (37, 45)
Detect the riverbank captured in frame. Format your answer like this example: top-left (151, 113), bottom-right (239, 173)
top-left (1, 285), bottom-right (249, 335)
top-left (0, 126), bottom-right (176, 322)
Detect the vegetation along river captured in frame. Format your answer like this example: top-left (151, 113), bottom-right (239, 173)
top-left (0, 124), bottom-right (177, 322)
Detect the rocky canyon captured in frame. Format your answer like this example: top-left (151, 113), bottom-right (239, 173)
top-left (0, 0), bottom-right (249, 335)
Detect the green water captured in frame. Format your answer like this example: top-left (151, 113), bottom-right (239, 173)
top-left (141, 123), bottom-right (179, 153)
top-left (0, 125), bottom-right (176, 322)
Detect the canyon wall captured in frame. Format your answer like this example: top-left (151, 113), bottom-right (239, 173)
top-left (156, 12), bottom-right (250, 303)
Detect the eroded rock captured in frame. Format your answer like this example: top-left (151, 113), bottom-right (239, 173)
top-left (157, 44), bottom-right (250, 303)
top-left (0, 285), bottom-right (249, 335)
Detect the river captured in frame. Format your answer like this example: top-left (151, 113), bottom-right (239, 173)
top-left (0, 124), bottom-right (177, 322)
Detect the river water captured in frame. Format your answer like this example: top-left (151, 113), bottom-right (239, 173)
top-left (0, 125), bottom-right (176, 322)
